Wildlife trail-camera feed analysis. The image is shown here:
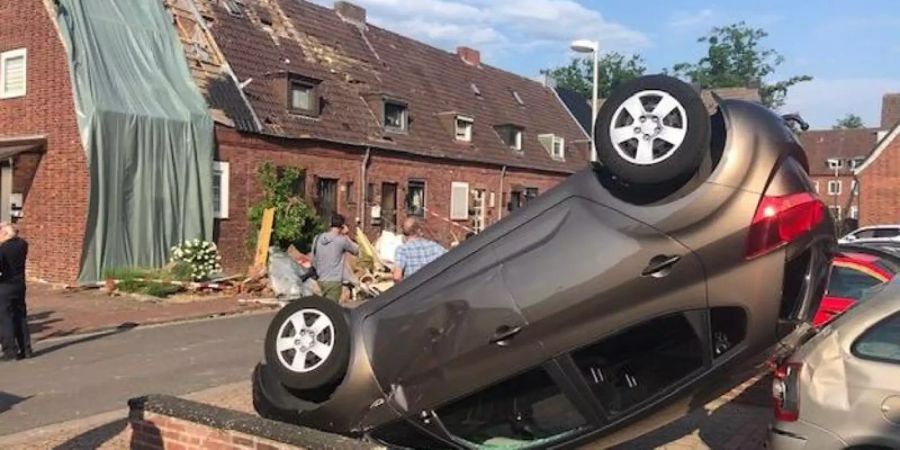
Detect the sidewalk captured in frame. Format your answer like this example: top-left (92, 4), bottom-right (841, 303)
top-left (26, 282), bottom-right (274, 341)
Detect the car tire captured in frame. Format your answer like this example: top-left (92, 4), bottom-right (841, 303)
top-left (595, 75), bottom-right (710, 186)
top-left (264, 296), bottom-right (350, 390)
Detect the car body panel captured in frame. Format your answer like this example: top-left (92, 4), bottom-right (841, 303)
top-left (770, 281), bottom-right (900, 450)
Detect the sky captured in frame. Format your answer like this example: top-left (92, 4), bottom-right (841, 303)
top-left (310, 0), bottom-right (900, 129)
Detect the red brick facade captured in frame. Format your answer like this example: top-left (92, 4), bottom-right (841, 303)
top-left (0, 0), bottom-right (90, 282)
top-left (215, 127), bottom-right (568, 272)
top-left (809, 174), bottom-right (858, 221)
top-left (859, 132), bottom-right (900, 226)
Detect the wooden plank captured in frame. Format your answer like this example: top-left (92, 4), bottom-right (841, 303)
top-left (253, 208), bottom-right (276, 269)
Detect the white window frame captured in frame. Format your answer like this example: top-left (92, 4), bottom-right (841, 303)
top-left (450, 181), bottom-right (469, 220)
top-left (455, 116), bottom-right (473, 142)
top-left (551, 136), bottom-right (565, 159)
top-left (849, 206), bottom-right (859, 219)
top-left (828, 180), bottom-right (842, 196)
top-left (814, 181), bottom-right (820, 193)
top-left (383, 100), bottom-right (409, 132)
top-left (827, 159), bottom-right (844, 170)
top-left (830, 205), bottom-right (842, 220)
top-left (212, 161), bottom-right (230, 219)
top-left (1, 48), bottom-right (27, 99)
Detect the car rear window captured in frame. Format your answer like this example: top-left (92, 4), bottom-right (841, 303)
top-left (874, 228), bottom-right (900, 238)
top-left (853, 313), bottom-right (900, 364)
top-left (827, 265), bottom-right (885, 300)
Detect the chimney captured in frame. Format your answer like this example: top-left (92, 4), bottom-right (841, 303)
top-left (335, 1), bottom-right (366, 26)
top-left (882, 93), bottom-right (900, 130)
top-left (457, 46), bottom-right (481, 67)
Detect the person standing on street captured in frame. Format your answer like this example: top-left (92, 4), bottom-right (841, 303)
top-left (0, 223), bottom-right (30, 360)
top-left (311, 214), bottom-right (359, 302)
top-left (393, 217), bottom-right (447, 282)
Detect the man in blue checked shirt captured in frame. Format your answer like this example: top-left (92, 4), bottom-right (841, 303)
top-left (392, 217), bottom-right (447, 282)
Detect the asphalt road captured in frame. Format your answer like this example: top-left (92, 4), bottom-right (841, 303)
top-left (0, 312), bottom-right (275, 436)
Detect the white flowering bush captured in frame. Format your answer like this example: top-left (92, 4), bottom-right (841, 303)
top-left (169, 239), bottom-right (222, 281)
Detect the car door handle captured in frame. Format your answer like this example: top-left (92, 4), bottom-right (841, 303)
top-left (642, 254), bottom-right (681, 278)
top-left (490, 325), bottom-right (523, 347)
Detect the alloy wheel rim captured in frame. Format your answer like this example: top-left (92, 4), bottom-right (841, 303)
top-left (608, 90), bottom-right (688, 166)
top-left (275, 308), bottom-right (335, 373)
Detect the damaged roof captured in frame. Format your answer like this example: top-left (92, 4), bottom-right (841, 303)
top-left (180, 0), bottom-right (591, 173)
top-left (798, 128), bottom-right (879, 176)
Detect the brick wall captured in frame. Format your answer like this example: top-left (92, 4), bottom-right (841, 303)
top-left (0, 0), bottom-right (90, 282)
top-left (215, 126), bottom-right (571, 272)
top-left (859, 136), bottom-right (900, 226)
top-left (131, 411), bottom-right (298, 450)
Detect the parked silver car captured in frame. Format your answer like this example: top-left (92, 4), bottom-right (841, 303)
top-left (839, 225), bottom-right (900, 245)
top-left (769, 279), bottom-right (900, 450)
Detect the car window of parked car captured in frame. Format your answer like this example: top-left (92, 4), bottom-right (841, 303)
top-left (853, 313), bottom-right (900, 364)
top-left (855, 230), bottom-right (877, 239)
top-left (827, 265), bottom-right (885, 300)
top-left (874, 228), bottom-right (900, 238)
top-left (570, 313), bottom-right (705, 417)
top-left (435, 366), bottom-right (589, 448)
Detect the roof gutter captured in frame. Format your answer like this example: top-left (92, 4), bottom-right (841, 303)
top-left (359, 147), bottom-right (371, 227)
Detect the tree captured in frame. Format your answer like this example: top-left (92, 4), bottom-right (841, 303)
top-left (671, 22), bottom-right (811, 108)
top-left (248, 162), bottom-right (323, 252)
top-left (833, 113), bottom-right (864, 129)
top-left (541, 52), bottom-right (646, 99)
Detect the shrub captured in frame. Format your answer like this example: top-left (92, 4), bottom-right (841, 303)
top-left (169, 239), bottom-right (223, 281)
top-left (248, 162), bottom-right (323, 252)
top-left (115, 279), bottom-right (182, 298)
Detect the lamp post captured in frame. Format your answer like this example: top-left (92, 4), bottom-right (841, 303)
top-left (570, 39), bottom-right (599, 162)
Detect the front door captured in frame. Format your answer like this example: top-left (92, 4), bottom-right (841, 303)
top-left (491, 196), bottom-right (707, 360)
top-left (381, 182), bottom-right (398, 231)
top-left (316, 178), bottom-right (338, 223)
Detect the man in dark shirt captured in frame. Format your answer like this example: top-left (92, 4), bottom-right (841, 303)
top-left (0, 223), bottom-right (30, 360)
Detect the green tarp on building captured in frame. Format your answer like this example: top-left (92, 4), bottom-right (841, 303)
top-left (56, 0), bottom-right (214, 283)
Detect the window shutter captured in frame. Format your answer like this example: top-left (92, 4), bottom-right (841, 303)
top-left (1, 49), bottom-right (26, 98)
top-left (450, 182), bottom-right (469, 220)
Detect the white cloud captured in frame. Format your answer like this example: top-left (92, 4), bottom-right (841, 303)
top-left (309, 0), bottom-right (650, 60)
top-left (781, 78), bottom-right (900, 128)
top-left (667, 9), bottom-right (714, 30)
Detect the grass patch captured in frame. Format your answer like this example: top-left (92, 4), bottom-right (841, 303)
top-left (115, 279), bottom-right (183, 298)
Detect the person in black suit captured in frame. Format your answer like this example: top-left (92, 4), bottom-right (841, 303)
top-left (0, 222), bottom-right (30, 360)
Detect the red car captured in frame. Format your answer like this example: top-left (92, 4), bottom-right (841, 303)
top-left (813, 246), bottom-right (899, 326)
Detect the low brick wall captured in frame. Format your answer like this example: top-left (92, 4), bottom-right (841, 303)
top-left (128, 395), bottom-right (384, 450)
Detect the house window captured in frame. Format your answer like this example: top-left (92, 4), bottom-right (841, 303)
top-left (450, 182), bottom-right (469, 220)
top-left (539, 134), bottom-right (565, 159)
top-left (850, 157), bottom-right (866, 169)
top-left (511, 90), bottom-right (525, 106)
top-left (827, 159), bottom-right (844, 170)
top-left (496, 125), bottom-right (523, 151)
top-left (316, 178), bottom-right (339, 223)
top-left (366, 182), bottom-right (375, 204)
top-left (288, 80), bottom-right (318, 116)
top-left (384, 101), bottom-right (408, 132)
top-left (212, 161), bottom-right (230, 219)
top-left (345, 181), bottom-right (355, 205)
top-left (223, 0), bottom-right (245, 16)
top-left (525, 187), bottom-right (539, 204)
top-left (850, 206), bottom-right (859, 219)
top-left (455, 116), bottom-right (473, 142)
top-left (829, 206), bottom-right (842, 220)
top-left (1, 49), bottom-right (26, 99)
top-left (828, 180), bottom-right (842, 196)
top-left (406, 180), bottom-right (425, 216)
top-left (814, 181), bottom-right (820, 193)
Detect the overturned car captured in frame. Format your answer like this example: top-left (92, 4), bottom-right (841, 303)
top-left (253, 75), bottom-right (836, 448)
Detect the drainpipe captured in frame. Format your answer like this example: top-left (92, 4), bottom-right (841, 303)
top-left (360, 147), bottom-right (371, 229)
top-left (498, 165), bottom-right (507, 221)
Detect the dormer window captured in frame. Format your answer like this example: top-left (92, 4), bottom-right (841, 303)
top-left (470, 83), bottom-right (482, 97)
top-left (223, 0), bottom-right (246, 16)
top-left (455, 116), bottom-right (473, 142)
top-left (827, 158), bottom-right (844, 170)
top-left (285, 76), bottom-right (320, 117)
top-left (496, 125), bottom-right (523, 151)
top-left (538, 134), bottom-right (565, 160)
top-left (384, 100), bottom-right (408, 132)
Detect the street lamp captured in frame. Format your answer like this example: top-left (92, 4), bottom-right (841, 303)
top-left (570, 39), bottom-right (599, 162)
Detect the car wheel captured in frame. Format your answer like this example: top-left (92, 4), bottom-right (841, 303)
top-left (595, 75), bottom-right (710, 186)
top-left (264, 296), bottom-right (350, 390)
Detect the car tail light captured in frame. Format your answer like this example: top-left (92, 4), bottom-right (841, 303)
top-left (745, 192), bottom-right (826, 259)
top-left (772, 362), bottom-right (802, 421)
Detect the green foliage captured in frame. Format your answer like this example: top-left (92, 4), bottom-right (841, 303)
top-left (248, 162), bottom-right (324, 252)
top-left (833, 113), bottom-right (865, 129)
top-left (115, 279), bottom-right (183, 298)
top-left (102, 267), bottom-right (166, 282)
top-left (541, 52), bottom-right (647, 99)
top-left (670, 22), bottom-right (811, 108)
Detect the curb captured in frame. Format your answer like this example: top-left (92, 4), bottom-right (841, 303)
top-left (34, 306), bottom-right (278, 344)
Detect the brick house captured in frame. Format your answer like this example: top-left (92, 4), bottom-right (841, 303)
top-left (855, 93), bottom-right (900, 226)
top-left (798, 128), bottom-right (878, 221)
top-left (0, 0), bottom-right (591, 282)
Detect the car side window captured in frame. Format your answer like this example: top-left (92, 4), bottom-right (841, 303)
top-left (874, 228), bottom-right (900, 238)
top-left (827, 265), bottom-right (885, 300)
top-left (855, 230), bottom-right (877, 239)
top-left (571, 314), bottom-right (705, 417)
top-left (853, 313), bottom-right (900, 364)
top-left (435, 367), bottom-right (588, 448)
